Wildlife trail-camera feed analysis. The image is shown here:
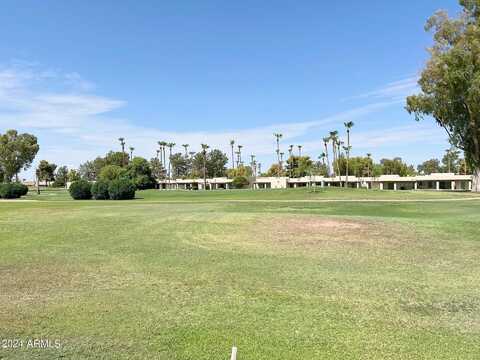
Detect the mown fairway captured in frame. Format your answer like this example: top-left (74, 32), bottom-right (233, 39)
top-left (1, 188), bottom-right (480, 359)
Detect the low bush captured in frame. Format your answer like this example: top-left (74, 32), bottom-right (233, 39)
top-left (0, 183), bottom-right (28, 199)
top-left (232, 176), bottom-right (249, 189)
top-left (0, 183), bottom-right (18, 199)
top-left (51, 179), bottom-right (67, 188)
top-left (91, 180), bottom-right (110, 200)
top-left (12, 183), bottom-right (28, 197)
top-left (69, 180), bottom-right (92, 200)
top-left (108, 178), bottom-right (136, 200)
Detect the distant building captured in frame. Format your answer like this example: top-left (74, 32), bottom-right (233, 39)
top-left (158, 173), bottom-right (473, 191)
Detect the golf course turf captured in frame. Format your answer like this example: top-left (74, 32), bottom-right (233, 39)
top-left (1, 188), bottom-right (480, 359)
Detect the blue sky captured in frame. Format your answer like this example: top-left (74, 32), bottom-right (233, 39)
top-left (0, 0), bottom-right (461, 179)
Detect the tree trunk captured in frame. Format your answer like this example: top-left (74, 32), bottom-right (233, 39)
top-left (472, 168), bottom-right (480, 192)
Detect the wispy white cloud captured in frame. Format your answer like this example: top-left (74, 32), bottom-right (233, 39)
top-left (345, 76), bottom-right (420, 102)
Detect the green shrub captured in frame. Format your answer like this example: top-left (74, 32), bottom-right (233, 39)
top-left (0, 183), bottom-right (20, 199)
top-left (69, 180), bottom-right (92, 200)
top-left (51, 179), bottom-right (67, 188)
top-left (108, 178), bottom-right (136, 200)
top-left (0, 183), bottom-right (27, 199)
top-left (91, 180), bottom-right (110, 200)
top-left (133, 174), bottom-right (155, 190)
top-left (12, 183), bottom-right (28, 197)
top-left (231, 176), bottom-right (249, 189)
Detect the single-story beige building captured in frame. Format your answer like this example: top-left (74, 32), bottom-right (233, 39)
top-left (158, 173), bottom-right (473, 191)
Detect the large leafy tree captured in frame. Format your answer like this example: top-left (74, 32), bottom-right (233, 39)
top-left (286, 156), bottom-right (313, 178)
top-left (78, 152), bottom-right (128, 181)
top-left (406, 1), bottom-right (480, 190)
top-left (380, 158), bottom-right (416, 176)
top-left (53, 165), bottom-right (69, 187)
top-left (334, 156), bottom-right (374, 177)
top-left (442, 147), bottom-right (461, 172)
top-left (265, 164), bottom-right (286, 177)
top-left (207, 149), bottom-right (228, 177)
top-left (311, 161), bottom-right (328, 176)
top-left (126, 157), bottom-right (156, 189)
top-left (105, 151), bottom-right (128, 167)
top-left (98, 165), bottom-right (126, 181)
top-left (169, 153), bottom-right (191, 178)
top-left (417, 158), bottom-right (442, 175)
top-left (227, 164), bottom-right (253, 178)
top-left (68, 169), bottom-right (81, 182)
top-left (150, 157), bottom-right (166, 180)
top-left (37, 160), bottom-right (57, 186)
top-left (78, 160), bottom-right (97, 180)
top-left (192, 148), bottom-right (228, 178)
top-left (0, 129), bottom-right (39, 182)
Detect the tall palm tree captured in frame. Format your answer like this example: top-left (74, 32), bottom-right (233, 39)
top-left (229, 139), bottom-right (235, 169)
top-left (445, 147), bottom-right (460, 173)
top-left (366, 153), bottom-right (372, 177)
top-left (158, 141), bottom-right (167, 167)
top-left (258, 162), bottom-right (262, 176)
top-left (323, 137), bottom-right (330, 177)
top-left (167, 142), bottom-right (175, 179)
top-left (344, 121), bottom-right (354, 187)
top-left (329, 131), bottom-right (338, 177)
top-left (337, 140), bottom-right (344, 183)
top-left (319, 152), bottom-right (326, 166)
top-left (201, 143), bottom-right (209, 190)
top-left (342, 145), bottom-right (351, 175)
top-left (274, 133), bottom-right (282, 165)
top-left (129, 146), bottom-right (135, 160)
top-left (237, 145), bottom-right (243, 165)
top-left (297, 145), bottom-right (302, 157)
top-left (182, 144), bottom-right (189, 157)
top-left (250, 154), bottom-right (256, 179)
top-left (288, 144), bottom-right (294, 157)
top-left (157, 141), bottom-right (163, 166)
top-left (118, 137), bottom-right (126, 167)
top-left (280, 152), bottom-right (285, 170)
top-left (337, 141), bottom-right (344, 158)
top-left (234, 151), bottom-right (239, 167)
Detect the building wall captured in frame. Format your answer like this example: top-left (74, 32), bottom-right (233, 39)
top-left (158, 174), bottom-right (473, 191)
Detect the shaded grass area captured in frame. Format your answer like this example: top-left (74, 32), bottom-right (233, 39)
top-left (1, 189), bottom-right (480, 359)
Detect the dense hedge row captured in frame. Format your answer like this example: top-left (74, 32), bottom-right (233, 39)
top-left (69, 179), bottom-right (136, 200)
top-left (0, 183), bottom-right (29, 199)
top-left (91, 180), bottom-right (109, 200)
top-left (108, 179), bottom-right (136, 200)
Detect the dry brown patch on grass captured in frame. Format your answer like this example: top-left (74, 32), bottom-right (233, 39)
top-left (253, 215), bottom-right (416, 250)
top-left (0, 264), bottom-right (83, 306)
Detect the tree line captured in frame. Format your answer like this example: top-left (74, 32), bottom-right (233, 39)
top-left (0, 128), bottom-right (474, 192)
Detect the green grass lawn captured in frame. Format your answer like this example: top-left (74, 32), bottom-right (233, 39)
top-left (1, 188), bottom-right (480, 359)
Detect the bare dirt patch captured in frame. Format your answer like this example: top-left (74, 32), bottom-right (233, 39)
top-left (253, 215), bottom-right (416, 249)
